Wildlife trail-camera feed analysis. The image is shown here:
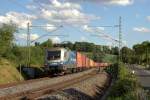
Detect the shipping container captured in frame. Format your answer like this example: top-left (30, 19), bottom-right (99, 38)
top-left (77, 53), bottom-right (110, 68)
top-left (89, 59), bottom-right (94, 67)
top-left (76, 52), bottom-right (82, 67)
top-left (85, 57), bottom-right (89, 68)
top-left (81, 54), bottom-right (86, 67)
top-left (89, 59), bottom-right (91, 67)
top-left (92, 60), bottom-right (94, 67)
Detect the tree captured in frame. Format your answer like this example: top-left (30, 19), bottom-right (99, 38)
top-left (102, 46), bottom-right (111, 54)
top-left (141, 41), bottom-right (150, 65)
top-left (132, 41), bottom-right (150, 65)
top-left (111, 47), bottom-right (119, 55)
top-left (35, 42), bottom-right (40, 46)
top-left (73, 42), bottom-right (94, 52)
top-left (60, 41), bottom-right (74, 50)
top-left (0, 24), bottom-right (17, 56)
top-left (121, 47), bottom-right (134, 63)
top-left (40, 39), bottom-right (53, 48)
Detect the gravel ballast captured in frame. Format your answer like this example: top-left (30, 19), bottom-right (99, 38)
top-left (0, 69), bottom-right (96, 98)
top-left (38, 72), bottom-right (110, 100)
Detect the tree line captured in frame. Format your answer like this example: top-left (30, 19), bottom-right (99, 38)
top-left (121, 41), bottom-right (150, 66)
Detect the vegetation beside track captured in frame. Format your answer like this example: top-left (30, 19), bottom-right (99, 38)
top-left (0, 58), bottom-right (24, 84)
top-left (121, 41), bottom-right (150, 68)
top-left (105, 63), bottom-right (144, 100)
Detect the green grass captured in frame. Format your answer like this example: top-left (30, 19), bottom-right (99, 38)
top-left (102, 54), bottom-right (117, 64)
top-left (0, 58), bottom-right (24, 84)
top-left (106, 63), bottom-right (141, 100)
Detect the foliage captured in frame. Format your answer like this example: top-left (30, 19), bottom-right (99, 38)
top-left (105, 63), bottom-right (119, 78)
top-left (0, 24), bottom-right (17, 56)
top-left (39, 39), bottom-right (53, 48)
top-left (73, 42), bottom-right (95, 52)
top-left (59, 41), bottom-right (74, 50)
top-left (0, 24), bottom-right (51, 66)
top-left (106, 63), bottom-right (140, 100)
top-left (121, 41), bottom-right (150, 67)
top-left (121, 47), bottom-right (134, 63)
top-left (5, 46), bottom-right (45, 67)
top-left (60, 41), bottom-right (114, 54)
top-left (30, 46), bottom-right (45, 66)
top-left (102, 54), bottom-right (118, 64)
top-left (0, 58), bottom-right (24, 84)
top-left (111, 47), bottom-right (119, 55)
top-left (92, 52), bottom-right (105, 62)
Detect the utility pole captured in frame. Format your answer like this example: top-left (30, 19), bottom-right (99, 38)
top-left (146, 47), bottom-right (149, 68)
top-left (118, 16), bottom-right (122, 65)
top-left (27, 22), bottom-right (30, 67)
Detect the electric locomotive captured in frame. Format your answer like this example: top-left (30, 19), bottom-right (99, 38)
top-left (45, 48), bottom-right (76, 74)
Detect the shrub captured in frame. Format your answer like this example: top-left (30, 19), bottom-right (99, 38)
top-left (106, 63), bottom-right (140, 100)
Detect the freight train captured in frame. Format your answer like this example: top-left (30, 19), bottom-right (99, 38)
top-left (44, 48), bottom-right (109, 74)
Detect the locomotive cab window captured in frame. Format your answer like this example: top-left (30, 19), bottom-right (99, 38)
top-left (47, 51), bottom-right (61, 60)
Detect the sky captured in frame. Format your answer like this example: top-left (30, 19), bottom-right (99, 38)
top-left (0, 0), bottom-right (150, 48)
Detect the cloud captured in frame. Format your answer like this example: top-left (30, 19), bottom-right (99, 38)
top-left (16, 33), bottom-right (39, 41)
top-left (51, 0), bottom-right (81, 9)
top-left (82, 25), bottom-right (93, 32)
top-left (133, 27), bottom-right (150, 33)
top-left (51, 36), bottom-right (61, 44)
top-left (80, 36), bottom-right (87, 42)
top-left (147, 16), bottom-right (150, 21)
top-left (33, 0), bottom-right (81, 10)
top-left (82, 25), bottom-right (104, 32)
top-left (44, 24), bottom-right (57, 32)
top-left (65, 0), bottom-right (134, 6)
top-left (0, 11), bottom-right (36, 29)
top-left (108, 0), bottom-right (133, 6)
top-left (40, 8), bottom-right (100, 25)
top-left (28, 0), bottom-right (100, 26)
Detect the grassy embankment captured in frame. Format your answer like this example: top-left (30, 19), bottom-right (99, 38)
top-left (0, 58), bottom-right (24, 84)
top-left (105, 63), bottom-right (146, 100)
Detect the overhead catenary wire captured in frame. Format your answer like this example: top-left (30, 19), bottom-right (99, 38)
top-left (83, 26), bottom-right (119, 42)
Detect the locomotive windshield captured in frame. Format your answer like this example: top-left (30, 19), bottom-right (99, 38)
top-left (47, 51), bottom-right (61, 60)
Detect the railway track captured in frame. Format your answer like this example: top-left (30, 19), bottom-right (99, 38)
top-left (0, 69), bottom-right (98, 100)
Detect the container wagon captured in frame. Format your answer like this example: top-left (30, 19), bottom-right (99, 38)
top-left (45, 48), bottom-right (108, 74)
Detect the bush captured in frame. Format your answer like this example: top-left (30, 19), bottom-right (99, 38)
top-left (2, 45), bottom-right (45, 67)
top-left (107, 63), bottom-right (140, 100)
top-left (105, 63), bottom-right (119, 79)
top-left (0, 24), bottom-right (16, 56)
